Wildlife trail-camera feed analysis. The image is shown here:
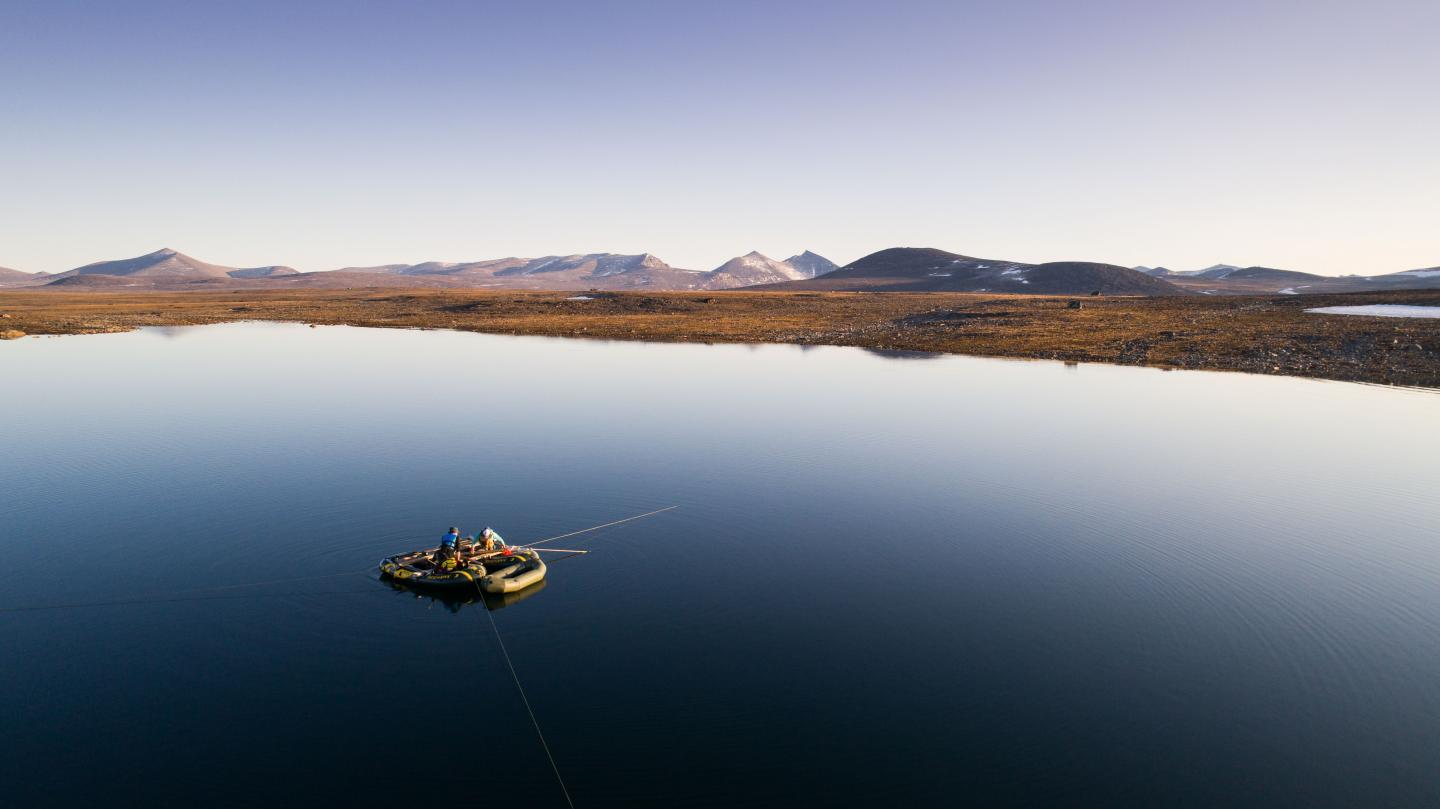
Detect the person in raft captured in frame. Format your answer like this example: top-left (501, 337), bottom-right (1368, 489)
top-left (480, 527), bottom-right (507, 552)
top-left (435, 527), bottom-right (461, 568)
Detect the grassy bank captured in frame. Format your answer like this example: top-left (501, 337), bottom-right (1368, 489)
top-left (2, 288), bottom-right (1438, 387)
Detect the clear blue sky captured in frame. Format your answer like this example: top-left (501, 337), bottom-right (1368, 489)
top-left (2, 0), bottom-right (1436, 274)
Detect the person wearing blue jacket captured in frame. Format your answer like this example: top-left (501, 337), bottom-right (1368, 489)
top-left (435, 526), bottom-right (461, 568)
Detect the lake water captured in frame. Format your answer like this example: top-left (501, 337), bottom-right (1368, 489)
top-left (1306, 304), bottom-right (1440, 319)
top-left (3, 322), bottom-right (1439, 807)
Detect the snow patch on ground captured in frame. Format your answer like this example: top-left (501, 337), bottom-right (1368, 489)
top-left (1278, 286), bottom-right (1312, 294)
top-left (1307, 305), bottom-right (1440, 319)
top-left (1397, 269), bottom-right (1440, 277)
top-left (928, 273), bottom-right (952, 277)
top-left (566, 295), bottom-right (594, 301)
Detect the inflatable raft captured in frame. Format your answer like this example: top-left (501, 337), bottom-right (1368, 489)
top-left (379, 542), bottom-right (546, 593)
top-left (378, 553), bottom-right (487, 590)
top-left (479, 550), bottom-right (547, 594)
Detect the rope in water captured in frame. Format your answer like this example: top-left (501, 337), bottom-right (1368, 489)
top-left (466, 506), bottom-right (679, 800)
top-left (476, 589), bottom-right (576, 808)
top-left (466, 505), bottom-right (679, 807)
top-left (526, 505), bottom-right (678, 547)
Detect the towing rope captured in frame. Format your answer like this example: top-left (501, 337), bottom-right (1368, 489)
top-left (474, 582), bottom-right (576, 808)
top-left (526, 505), bottom-right (678, 547)
top-left (465, 505), bottom-right (679, 807)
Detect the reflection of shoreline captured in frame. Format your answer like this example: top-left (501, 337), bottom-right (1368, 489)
top-left (860, 347), bottom-right (944, 361)
top-left (2, 287), bottom-right (1437, 387)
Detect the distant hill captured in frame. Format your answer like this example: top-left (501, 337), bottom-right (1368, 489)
top-left (335, 263), bottom-right (416, 275)
top-left (1390, 266), bottom-right (1440, 279)
top-left (757, 248), bottom-right (1186, 295)
top-left (1139, 263), bottom-right (1244, 279)
top-left (1224, 266), bottom-right (1322, 281)
top-left (67, 248), bottom-right (234, 279)
top-left (1023, 262), bottom-right (1189, 295)
top-left (48, 248), bottom-right (301, 284)
top-left (1129, 261), bottom-right (1440, 294)
top-left (46, 273), bottom-right (138, 287)
top-left (1194, 264), bottom-right (1245, 279)
top-left (227, 265), bottom-right (299, 279)
top-left (784, 251), bottom-right (839, 279)
top-left (0, 266), bottom-right (45, 287)
top-left (495, 253), bottom-right (685, 282)
top-left (325, 252), bottom-right (710, 291)
top-left (308, 250), bottom-right (838, 291)
top-left (706, 251), bottom-right (808, 287)
top-left (1156, 263), bottom-right (1440, 295)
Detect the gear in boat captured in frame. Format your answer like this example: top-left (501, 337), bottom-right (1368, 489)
top-left (379, 526), bottom-right (548, 594)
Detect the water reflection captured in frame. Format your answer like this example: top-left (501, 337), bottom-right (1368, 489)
top-left (379, 577), bottom-right (548, 612)
top-left (859, 347), bottom-right (945, 360)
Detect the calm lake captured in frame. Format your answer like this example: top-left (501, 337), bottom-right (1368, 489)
top-left (3, 322), bottom-right (1438, 807)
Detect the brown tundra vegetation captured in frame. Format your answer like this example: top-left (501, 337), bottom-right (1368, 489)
top-left (1, 288), bottom-right (1437, 387)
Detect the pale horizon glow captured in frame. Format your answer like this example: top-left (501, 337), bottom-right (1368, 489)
top-left (1, 0), bottom-right (1437, 276)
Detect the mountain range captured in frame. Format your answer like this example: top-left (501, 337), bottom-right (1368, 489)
top-left (3, 248), bottom-right (839, 292)
top-left (3, 247), bottom-right (1438, 296)
top-left (1133, 263), bottom-right (1440, 294)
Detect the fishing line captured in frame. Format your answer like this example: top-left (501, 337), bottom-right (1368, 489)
top-left (526, 505), bottom-right (678, 547)
top-left (477, 599), bottom-right (576, 808)
top-left (463, 506), bottom-right (679, 806)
